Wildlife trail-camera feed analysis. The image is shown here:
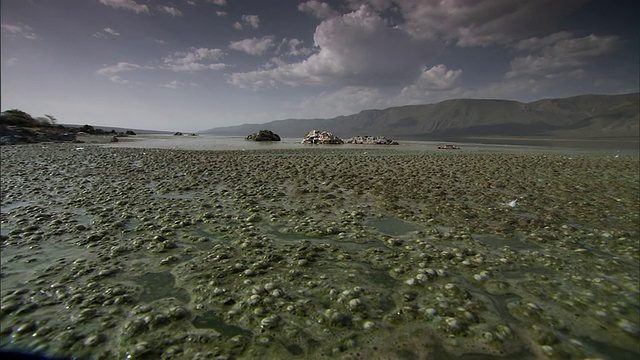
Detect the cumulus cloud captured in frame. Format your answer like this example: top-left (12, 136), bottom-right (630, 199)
top-left (216, 11), bottom-right (227, 17)
top-left (506, 33), bottom-right (622, 79)
top-left (397, 64), bottom-right (463, 103)
top-left (162, 47), bottom-right (228, 71)
top-left (297, 86), bottom-right (386, 117)
top-left (277, 38), bottom-right (315, 57)
top-left (228, 5), bottom-right (441, 89)
top-left (159, 6), bottom-right (183, 17)
top-left (298, 1), bottom-right (340, 19)
top-left (1, 23), bottom-right (37, 40)
top-left (99, 0), bottom-right (149, 14)
top-left (209, 0), bottom-right (227, 5)
top-left (234, 14), bottom-right (260, 30)
top-left (364, 0), bottom-right (588, 47)
top-left (229, 36), bottom-right (275, 56)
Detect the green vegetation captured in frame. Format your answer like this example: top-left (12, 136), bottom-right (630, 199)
top-left (1, 109), bottom-right (58, 127)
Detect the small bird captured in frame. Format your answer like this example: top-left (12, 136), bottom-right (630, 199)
top-left (507, 199), bottom-right (518, 207)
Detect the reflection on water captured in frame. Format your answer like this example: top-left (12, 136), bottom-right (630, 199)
top-left (106, 135), bottom-right (640, 154)
top-left (365, 216), bottom-right (420, 236)
top-left (137, 272), bottom-right (191, 303)
top-left (268, 227), bottom-right (385, 251)
top-left (472, 234), bottom-right (541, 251)
top-left (192, 310), bottom-right (253, 337)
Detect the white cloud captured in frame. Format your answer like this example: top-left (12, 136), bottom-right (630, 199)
top-left (5, 57), bottom-right (19, 66)
top-left (94, 27), bottom-right (120, 38)
top-left (369, 0), bottom-right (588, 47)
top-left (163, 80), bottom-right (185, 89)
top-left (227, 5), bottom-right (441, 89)
top-left (97, 62), bottom-right (141, 75)
top-left (229, 36), bottom-right (275, 56)
top-left (298, 1), bottom-right (340, 19)
top-left (104, 28), bottom-right (120, 36)
top-left (216, 11), bottom-right (227, 17)
top-left (109, 75), bottom-right (130, 84)
top-left (234, 14), bottom-right (260, 29)
top-left (511, 31), bottom-right (573, 52)
top-left (297, 86), bottom-right (386, 117)
top-left (1, 23), bottom-right (37, 40)
top-left (99, 0), bottom-right (149, 14)
top-left (397, 64), bottom-right (463, 103)
top-left (162, 47), bottom-right (228, 71)
top-left (159, 6), bottom-right (183, 17)
top-left (506, 33), bottom-right (622, 79)
top-left (209, 0), bottom-right (227, 5)
top-left (278, 38), bottom-right (315, 57)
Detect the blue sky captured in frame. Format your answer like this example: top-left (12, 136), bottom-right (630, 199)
top-left (1, 0), bottom-right (638, 132)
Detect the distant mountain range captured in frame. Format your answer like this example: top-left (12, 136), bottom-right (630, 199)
top-left (200, 93), bottom-right (639, 141)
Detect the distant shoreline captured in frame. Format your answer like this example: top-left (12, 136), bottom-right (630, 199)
top-left (395, 135), bottom-right (640, 150)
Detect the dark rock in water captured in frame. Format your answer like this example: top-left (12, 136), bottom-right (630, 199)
top-left (301, 130), bottom-right (343, 144)
top-left (174, 132), bottom-right (183, 136)
top-left (346, 135), bottom-right (399, 145)
top-left (126, 130), bottom-right (136, 135)
top-left (245, 129), bottom-right (281, 141)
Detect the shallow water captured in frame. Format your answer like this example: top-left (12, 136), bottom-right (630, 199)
top-left (1, 141), bottom-right (638, 359)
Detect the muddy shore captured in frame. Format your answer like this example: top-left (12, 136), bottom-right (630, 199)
top-left (1, 143), bottom-right (638, 359)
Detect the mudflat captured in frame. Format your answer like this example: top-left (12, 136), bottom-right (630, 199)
top-left (1, 143), bottom-right (638, 359)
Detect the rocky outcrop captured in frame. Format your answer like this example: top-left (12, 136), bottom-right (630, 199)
top-left (301, 130), bottom-right (343, 144)
top-left (346, 135), bottom-right (399, 145)
top-left (0, 125), bottom-right (78, 145)
top-left (245, 129), bottom-right (281, 141)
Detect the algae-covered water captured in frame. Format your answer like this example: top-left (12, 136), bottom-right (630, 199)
top-left (1, 138), bottom-right (638, 359)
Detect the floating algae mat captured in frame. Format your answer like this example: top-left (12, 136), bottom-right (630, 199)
top-left (1, 144), bottom-right (638, 359)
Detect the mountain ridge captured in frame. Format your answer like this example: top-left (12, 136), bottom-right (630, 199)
top-left (200, 93), bottom-right (639, 140)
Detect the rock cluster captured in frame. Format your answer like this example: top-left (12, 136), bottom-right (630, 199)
top-left (0, 126), bottom-right (78, 145)
top-left (301, 130), bottom-right (344, 144)
top-left (346, 135), bottom-right (399, 145)
top-left (245, 129), bottom-right (281, 141)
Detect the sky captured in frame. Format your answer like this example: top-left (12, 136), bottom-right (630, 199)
top-left (1, 0), bottom-right (638, 132)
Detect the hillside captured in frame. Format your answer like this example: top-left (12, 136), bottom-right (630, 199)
top-left (200, 93), bottom-right (639, 141)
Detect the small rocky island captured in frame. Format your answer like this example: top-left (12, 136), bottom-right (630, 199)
top-left (301, 130), bottom-right (343, 144)
top-left (245, 129), bottom-right (281, 141)
top-left (346, 135), bottom-right (399, 145)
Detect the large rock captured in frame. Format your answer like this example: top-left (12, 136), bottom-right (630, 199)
top-left (301, 130), bottom-right (343, 144)
top-left (346, 135), bottom-right (399, 145)
top-left (245, 129), bottom-right (281, 141)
